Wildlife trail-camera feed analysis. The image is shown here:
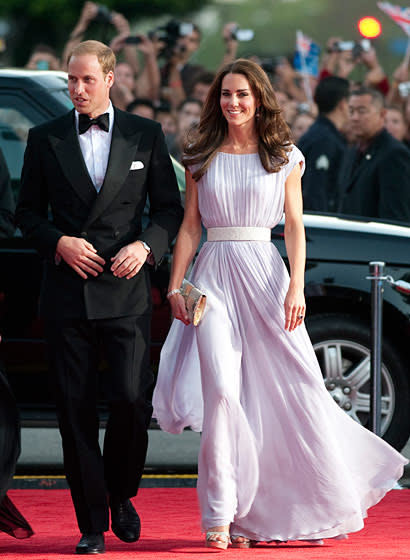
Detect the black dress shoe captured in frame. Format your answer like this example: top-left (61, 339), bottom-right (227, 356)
top-left (75, 533), bottom-right (105, 554)
top-left (110, 498), bottom-right (141, 543)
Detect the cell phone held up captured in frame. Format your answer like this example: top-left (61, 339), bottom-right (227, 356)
top-left (124, 36), bottom-right (143, 45)
top-left (398, 82), bottom-right (410, 98)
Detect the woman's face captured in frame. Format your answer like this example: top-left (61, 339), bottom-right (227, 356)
top-left (220, 73), bottom-right (258, 128)
top-left (385, 108), bottom-right (407, 141)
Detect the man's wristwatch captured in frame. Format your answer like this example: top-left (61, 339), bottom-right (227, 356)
top-left (138, 240), bottom-right (151, 254)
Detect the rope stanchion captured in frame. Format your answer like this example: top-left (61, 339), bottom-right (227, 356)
top-left (366, 263), bottom-right (410, 436)
top-left (367, 262), bottom-right (385, 436)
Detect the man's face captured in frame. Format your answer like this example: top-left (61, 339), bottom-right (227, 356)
top-left (178, 101), bottom-right (201, 134)
top-left (68, 54), bottom-right (114, 117)
top-left (114, 62), bottom-right (135, 92)
top-left (129, 104), bottom-right (155, 120)
top-left (191, 82), bottom-right (211, 104)
top-left (385, 108), bottom-right (407, 141)
top-left (348, 94), bottom-right (385, 143)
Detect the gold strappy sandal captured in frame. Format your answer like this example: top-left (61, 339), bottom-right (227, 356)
top-left (230, 534), bottom-right (252, 548)
top-left (205, 530), bottom-right (230, 550)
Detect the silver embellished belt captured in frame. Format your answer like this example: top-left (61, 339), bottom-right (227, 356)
top-left (207, 227), bottom-right (271, 241)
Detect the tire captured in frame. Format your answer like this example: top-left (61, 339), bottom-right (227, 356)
top-left (306, 313), bottom-right (410, 451)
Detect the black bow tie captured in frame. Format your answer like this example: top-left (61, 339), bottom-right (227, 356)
top-left (78, 112), bottom-right (109, 134)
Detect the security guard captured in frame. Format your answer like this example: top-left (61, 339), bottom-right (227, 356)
top-left (298, 76), bottom-right (350, 212)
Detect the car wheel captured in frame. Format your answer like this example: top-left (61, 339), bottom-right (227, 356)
top-left (306, 314), bottom-right (410, 451)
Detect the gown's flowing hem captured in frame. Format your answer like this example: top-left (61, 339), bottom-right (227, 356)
top-left (229, 466), bottom-right (405, 542)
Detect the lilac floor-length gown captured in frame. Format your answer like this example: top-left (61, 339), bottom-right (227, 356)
top-left (153, 146), bottom-right (407, 542)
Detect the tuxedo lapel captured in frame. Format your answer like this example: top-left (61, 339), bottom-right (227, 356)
top-left (48, 110), bottom-right (97, 207)
top-left (82, 109), bottom-right (142, 230)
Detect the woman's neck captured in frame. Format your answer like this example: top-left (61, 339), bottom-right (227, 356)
top-left (220, 126), bottom-right (259, 154)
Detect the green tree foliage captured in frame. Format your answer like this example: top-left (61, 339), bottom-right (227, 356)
top-left (0, 0), bottom-right (206, 66)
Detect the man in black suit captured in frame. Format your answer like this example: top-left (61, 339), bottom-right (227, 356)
top-left (16, 40), bottom-right (183, 554)
top-left (339, 87), bottom-right (410, 223)
top-left (298, 76), bottom-right (349, 213)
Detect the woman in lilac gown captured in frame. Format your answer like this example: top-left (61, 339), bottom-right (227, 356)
top-left (153, 59), bottom-right (407, 550)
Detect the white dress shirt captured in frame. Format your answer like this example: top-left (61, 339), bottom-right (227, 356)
top-left (75, 101), bottom-right (114, 192)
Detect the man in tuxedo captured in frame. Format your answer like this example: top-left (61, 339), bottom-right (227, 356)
top-left (16, 40), bottom-right (183, 554)
top-left (339, 87), bottom-right (410, 223)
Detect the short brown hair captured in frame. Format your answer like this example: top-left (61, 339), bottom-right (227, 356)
top-left (67, 40), bottom-right (116, 76)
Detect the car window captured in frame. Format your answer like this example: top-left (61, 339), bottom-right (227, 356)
top-left (0, 106), bottom-right (34, 187)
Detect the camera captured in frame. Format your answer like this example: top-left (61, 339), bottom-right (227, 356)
top-left (124, 36), bottom-right (143, 45)
top-left (230, 26), bottom-right (254, 42)
top-left (149, 19), bottom-right (194, 59)
top-left (93, 4), bottom-right (113, 24)
top-left (398, 81), bottom-right (410, 98)
top-left (330, 39), bottom-right (371, 58)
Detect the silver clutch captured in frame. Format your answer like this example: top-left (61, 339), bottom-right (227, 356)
top-left (180, 279), bottom-right (206, 326)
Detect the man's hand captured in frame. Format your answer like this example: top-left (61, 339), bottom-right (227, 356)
top-left (56, 236), bottom-right (105, 279)
top-left (110, 241), bottom-right (149, 279)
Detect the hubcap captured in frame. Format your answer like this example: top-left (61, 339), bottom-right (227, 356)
top-left (313, 339), bottom-right (395, 435)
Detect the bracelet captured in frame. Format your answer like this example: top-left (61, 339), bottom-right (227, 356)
top-left (166, 288), bottom-right (180, 299)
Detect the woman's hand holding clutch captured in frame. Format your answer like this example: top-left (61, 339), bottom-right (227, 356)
top-left (168, 292), bottom-right (190, 325)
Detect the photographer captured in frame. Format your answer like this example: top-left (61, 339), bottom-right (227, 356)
top-left (61, 2), bottom-right (139, 73)
top-left (159, 21), bottom-right (205, 110)
top-left (110, 34), bottom-right (161, 105)
top-left (220, 22), bottom-right (239, 67)
top-left (61, 2), bottom-right (100, 70)
top-left (320, 37), bottom-right (389, 97)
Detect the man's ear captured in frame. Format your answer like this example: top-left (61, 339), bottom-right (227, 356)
top-left (106, 71), bottom-right (115, 89)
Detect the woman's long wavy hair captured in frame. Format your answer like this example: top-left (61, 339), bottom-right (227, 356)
top-left (182, 58), bottom-right (292, 181)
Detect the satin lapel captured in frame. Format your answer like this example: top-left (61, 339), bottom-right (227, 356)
top-left (48, 111), bottom-right (97, 207)
top-left (82, 113), bottom-right (142, 229)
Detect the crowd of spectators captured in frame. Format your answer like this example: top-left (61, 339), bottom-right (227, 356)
top-left (12, 2), bottom-right (410, 225)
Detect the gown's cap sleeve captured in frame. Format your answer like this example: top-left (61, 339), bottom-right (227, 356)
top-left (285, 145), bottom-right (305, 179)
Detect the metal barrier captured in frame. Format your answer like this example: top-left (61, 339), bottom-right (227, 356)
top-left (367, 262), bottom-right (410, 436)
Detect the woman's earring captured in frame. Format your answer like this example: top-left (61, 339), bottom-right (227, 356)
top-left (255, 107), bottom-right (260, 118)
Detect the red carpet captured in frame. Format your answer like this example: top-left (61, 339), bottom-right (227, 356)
top-left (0, 489), bottom-right (409, 559)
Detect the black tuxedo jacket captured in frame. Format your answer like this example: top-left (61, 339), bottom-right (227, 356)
top-left (16, 108), bottom-right (183, 320)
top-left (338, 128), bottom-right (410, 224)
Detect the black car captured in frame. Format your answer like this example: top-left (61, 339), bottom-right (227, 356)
top-left (1, 69), bottom-right (409, 452)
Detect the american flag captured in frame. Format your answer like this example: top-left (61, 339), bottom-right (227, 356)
top-left (378, 2), bottom-right (410, 36)
top-left (296, 30), bottom-right (312, 57)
